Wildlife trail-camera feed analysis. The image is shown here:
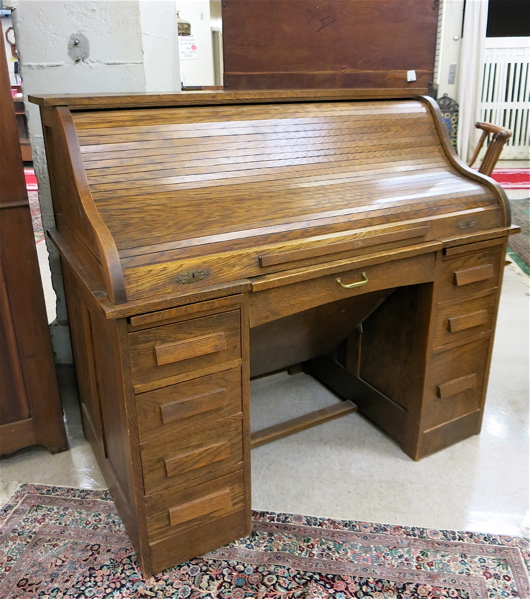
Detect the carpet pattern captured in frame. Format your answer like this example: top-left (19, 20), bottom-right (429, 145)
top-left (25, 168), bottom-right (45, 244)
top-left (490, 169), bottom-right (530, 190)
top-left (28, 190), bottom-right (44, 244)
top-left (508, 198), bottom-right (530, 273)
top-left (1, 485), bottom-right (529, 598)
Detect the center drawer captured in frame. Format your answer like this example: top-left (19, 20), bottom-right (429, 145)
top-left (249, 252), bottom-right (435, 327)
top-left (129, 309), bottom-right (241, 391)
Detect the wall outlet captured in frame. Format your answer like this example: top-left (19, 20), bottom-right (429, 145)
top-left (406, 70), bottom-right (417, 82)
top-left (448, 63), bottom-right (456, 85)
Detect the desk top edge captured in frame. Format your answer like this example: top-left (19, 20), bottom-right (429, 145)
top-left (29, 88), bottom-right (428, 110)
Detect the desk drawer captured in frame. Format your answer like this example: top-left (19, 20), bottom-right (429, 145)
top-left (129, 310), bottom-right (241, 390)
top-left (144, 469), bottom-right (245, 543)
top-left (250, 252), bottom-right (435, 327)
top-left (424, 338), bottom-right (490, 429)
top-left (135, 368), bottom-right (242, 444)
top-left (432, 294), bottom-right (496, 350)
top-left (438, 247), bottom-right (503, 303)
top-left (141, 415), bottom-right (243, 495)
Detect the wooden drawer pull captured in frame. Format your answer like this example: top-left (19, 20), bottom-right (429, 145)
top-left (155, 332), bottom-right (226, 366)
top-left (160, 388), bottom-right (229, 424)
top-left (437, 373), bottom-right (478, 399)
top-left (448, 310), bottom-right (489, 333)
top-left (169, 488), bottom-right (233, 527)
top-left (165, 442), bottom-right (231, 478)
top-left (454, 264), bottom-right (495, 287)
top-left (336, 272), bottom-right (368, 289)
top-left (258, 226), bottom-right (430, 267)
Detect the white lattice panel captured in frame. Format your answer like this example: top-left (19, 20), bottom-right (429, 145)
top-left (481, 38), bottom-right (530, 160)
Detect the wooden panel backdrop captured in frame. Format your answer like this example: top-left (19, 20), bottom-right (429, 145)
top-left (222, 0), bottom-right (439, 93)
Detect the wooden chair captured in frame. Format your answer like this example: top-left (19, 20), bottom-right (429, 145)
top-left (468, 121), bottom-right (512, 177)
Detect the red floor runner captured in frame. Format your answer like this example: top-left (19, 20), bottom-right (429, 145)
top-left (490, 168), bottom-right (530, 190)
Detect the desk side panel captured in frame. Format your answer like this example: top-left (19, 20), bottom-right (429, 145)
top-left (40, 106), bottom-right (126, 303)
top-left (61, 260), bottom-right (148, 569)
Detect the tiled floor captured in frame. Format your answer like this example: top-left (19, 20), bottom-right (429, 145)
top-left (1, 170), bottom-right (528, 539)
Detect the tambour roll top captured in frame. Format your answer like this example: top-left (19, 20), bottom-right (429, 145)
top-left (31, 90), bottom-right (509, 306)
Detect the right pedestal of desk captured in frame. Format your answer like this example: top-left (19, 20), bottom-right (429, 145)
top-left (309, 239), bottom-right (507, 461)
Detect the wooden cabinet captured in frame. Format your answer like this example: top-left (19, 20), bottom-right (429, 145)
top-left (13, 91), bottom-right (32, 162)
top-left (222, 0), bottom-right (439, 92)
top-left (0, 37), bottom-right (67, 456)
top-left (30, 89), bottom-right (517, 575)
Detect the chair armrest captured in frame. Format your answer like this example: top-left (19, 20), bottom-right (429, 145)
top-left (468, 122), bottom-right (512, 176)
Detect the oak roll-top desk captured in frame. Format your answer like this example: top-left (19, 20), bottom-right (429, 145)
top-left (30, 89), bottom-right (517, 576)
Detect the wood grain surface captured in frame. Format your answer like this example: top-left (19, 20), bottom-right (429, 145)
top-left (222, 0), bottom-right (438, 92)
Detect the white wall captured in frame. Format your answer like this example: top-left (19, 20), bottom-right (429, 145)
top-left (140, 1), bottom-right (180, 92)
top-left (9, 0), bottom-right (180, 363)
top-left (436, 0), bottom-right (465, 100)
top-left (177, 0), bottom-right (214, 86)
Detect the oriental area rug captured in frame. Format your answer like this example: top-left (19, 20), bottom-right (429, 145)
top-left (491, 167), bottom-right (530, 275)
top-left (1, 485), bottom-right (529, 598)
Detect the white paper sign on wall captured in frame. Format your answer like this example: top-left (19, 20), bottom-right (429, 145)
top-left (179, 35), bottom-right (198, 60)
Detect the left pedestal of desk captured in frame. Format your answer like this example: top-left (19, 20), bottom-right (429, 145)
top-left (61, 266), bottom-right (252, 576)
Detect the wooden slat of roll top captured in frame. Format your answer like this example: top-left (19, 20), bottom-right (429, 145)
top-left (87, 152), bottom-right (448, 200)
top-left (75, 114), bottom-right (428, 146)
top-left (83, 135), bottom-right (437, 181)
top-left (72, 100), bottom-right (427, 130)
top-left (87, 155), bottom-right (436, 188)
top-left (93, 174), bottom-right (483, 216)
top-left (81, 130), bottom-right (437, 169)
top-left (87, 154), bottom-right (450, 198)
top-left (98, 183), bottom-right (487, 252)
top-left (74, 100), bottom-right (427, 132)
top-left (82, 142), bottom-right (436, 173)
top-left (89, 162), bottom-right (451, 210)
top-left (106, 190), bottom-right (492, 254)
top-left (96, 175), bottom-right (481, 223)
top-left (87, 152), bottom-right (446, 191)
top-left (75, 108), bottom-right (430, 144)
top-left (77, 116), bottom-right (432, 156)
top-left (79, 120), bottom-right (434, 159)
top-left (74, 108), bottom-right (427, 136)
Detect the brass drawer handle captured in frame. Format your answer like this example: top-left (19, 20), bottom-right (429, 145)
top-left (337, 272), bottom-right (368, 289)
